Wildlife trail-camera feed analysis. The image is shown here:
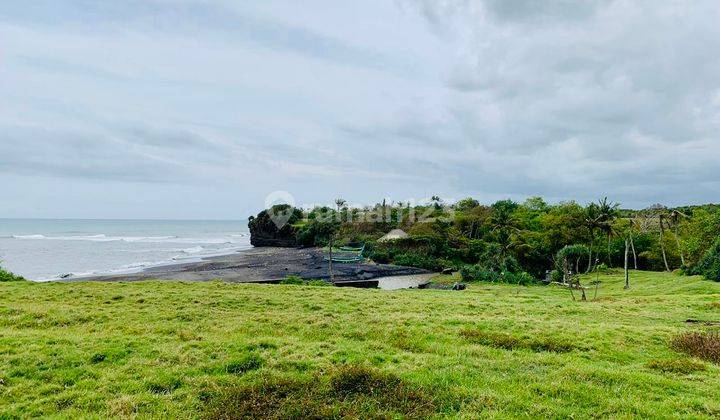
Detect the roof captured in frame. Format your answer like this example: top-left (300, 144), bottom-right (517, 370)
top-left (378, 229), bottom-right (409, 242)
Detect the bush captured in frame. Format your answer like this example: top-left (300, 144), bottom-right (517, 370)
top-left (594, 263), bottom-right (610, 273)
top-left (295, 219), bottom-right (341, 247)
top-left (392, 253), bottom-right (442, 271)
top-left (460, 265), bottom-right (536, 285)
top-left (689, 238), bottom-right (720, 281)
top-left (279, 276), bottom-right (330, 286)
top-left (0, 265), bottom-right (24, 282)
top-left (670, 331), bottom-right (720, 364)
top-left (549, 269), bottom-right (563, 283)
top-left (280, 275), bottom-right (304, 285)
top-left (369, 248), bottom-right (392, 264)
top-left (306, 279), bottom-right (331, 287)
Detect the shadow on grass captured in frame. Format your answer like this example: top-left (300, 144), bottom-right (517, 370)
top-left (201, 364), bottom-right (456, 419)
top-left (460, 329), bottom-right (575, 353)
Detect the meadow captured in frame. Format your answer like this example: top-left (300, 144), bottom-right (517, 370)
top-left (1, 271), bottom-right (719, 418)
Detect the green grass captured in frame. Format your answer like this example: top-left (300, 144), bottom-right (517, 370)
top-left (1, 271), bottom-right (719, 418)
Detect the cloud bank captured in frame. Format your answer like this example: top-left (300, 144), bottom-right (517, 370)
top-left (1, 0), bottom-right (718, 218)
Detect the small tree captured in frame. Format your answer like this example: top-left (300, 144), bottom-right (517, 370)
top-left (556, 245), bottom-right (591, 301)
top-left (556, 245), bottom-right (591, 280)
top-left (648, 204), bottom-right (671, 271)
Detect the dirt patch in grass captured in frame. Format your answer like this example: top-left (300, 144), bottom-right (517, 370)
top-left (647, 358), bottom-right (707, 374)
top-left (201, 364), bottom-right (448, 419)
top-left (460, 329), bottom-right (575, 353)
top-left (671, 331), bottom-right (720, 364)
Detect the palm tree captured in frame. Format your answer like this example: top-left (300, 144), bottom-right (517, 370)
top-left (431, 195), bottom-right (443, 210)
top-left (584, 202), bottom-right (601, 273)
top-left (648, 204), bottom-right (671, 272)
top-left (628, 218), bottom-right (638, 269)
top-left (334, 198), bottom-right (346, 213)
top-left (668, 209), bottom-right (687, 267)
top-left (596, 197), bottom-right (620, 266)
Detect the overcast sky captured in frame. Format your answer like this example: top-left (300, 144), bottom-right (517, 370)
top-left (1, 0), bottom-right (719, 219)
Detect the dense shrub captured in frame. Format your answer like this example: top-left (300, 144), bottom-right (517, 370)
top-left (280, 275), bottom-right (304, 285)
top-left (0, 265), bottom-right (24, 282)
top-left (393, 253), bottom-right (442, 271)
top-left (671, 331), bottom-right (720, 364)
top-left (478, 243), bottom-right (522, 273)
top-left (460, 265), bottom-right (535, 285)
top-left (689, 238), bottom-right (720, 281)
top-left (280, 276), bottom-right (329, 286)
top-left (295, 219), bottom-right (341, 247)
top-left (369, 248), bottom-right (391, 264)
top-left (549, 269), bottom-right (563, 283)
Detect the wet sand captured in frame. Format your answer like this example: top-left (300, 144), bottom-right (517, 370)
top-left (72, 247), bottom-right (432, 286)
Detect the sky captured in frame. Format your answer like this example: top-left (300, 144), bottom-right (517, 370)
top-left (1, 0), bottom-right (719, 219)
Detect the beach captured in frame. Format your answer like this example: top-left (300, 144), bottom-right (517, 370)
top-left (74, 247), bottom-right (432, 288)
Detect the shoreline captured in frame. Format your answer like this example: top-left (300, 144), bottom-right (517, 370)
top-left (68, 247), bottom-right (433, 286)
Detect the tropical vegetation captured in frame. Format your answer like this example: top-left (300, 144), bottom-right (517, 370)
top-left (254, 198), bottom-right (720, 283)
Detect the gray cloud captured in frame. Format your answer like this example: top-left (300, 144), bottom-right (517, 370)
top-left (0, 0), bottom-right (719, 218)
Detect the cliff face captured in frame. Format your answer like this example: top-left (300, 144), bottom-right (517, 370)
top-left (248, 205), bottom-right (303, 247)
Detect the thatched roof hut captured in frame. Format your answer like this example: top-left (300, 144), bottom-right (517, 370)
top-left (378, 229), bottom-right (409, 242)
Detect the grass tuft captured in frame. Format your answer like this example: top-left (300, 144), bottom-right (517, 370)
top-left (224, 353), bottom-right (264, 375)
top-left (90, 353), bottom-right (106, 363)
top-left (146, 374), bottom-right (183, 394)
top-left (203, 365), bottom-right (442, 419)
top-left (671, 331), bottom-right (720, 364)
top-left (460, 329), bottom-right (575, 353)
top-left (647, 358), bottom-right (707, 374)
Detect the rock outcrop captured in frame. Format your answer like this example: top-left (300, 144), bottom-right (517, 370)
top-left (248, 205), bottom-right (303, 247)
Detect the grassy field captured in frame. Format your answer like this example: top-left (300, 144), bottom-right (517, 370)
top-left (1, 271), bottom-right (719, 418)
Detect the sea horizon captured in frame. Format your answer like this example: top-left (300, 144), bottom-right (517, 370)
top-left (0, 219), bottom-right (251, 281)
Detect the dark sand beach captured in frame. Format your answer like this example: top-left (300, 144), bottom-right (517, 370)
top-left (74, 247), bottom-right (432, 287)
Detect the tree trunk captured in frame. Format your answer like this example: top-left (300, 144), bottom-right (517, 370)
top-left (586, 231), bottom-right (594, 274)
top-left (629, 230), bottom-right (638, 269)
top-left (659, 217), bottom-right (670, 272)
top-left (607, 234), bottom-right (612, 267)
top-left (328, 235), bottom-right (335, 282)
top-left (674, 224), bottom-right (686, 267)
top-left (624, 238), bottom-right (630, 290)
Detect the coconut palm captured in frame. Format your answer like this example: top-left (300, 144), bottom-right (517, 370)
top-left (596, 197), bottom-right (620, 266)
top-left (648, 204), bottom-right (671, 272)
top-left (668, 209), bottom-right (687, 267)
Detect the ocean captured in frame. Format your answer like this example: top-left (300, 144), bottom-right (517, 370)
top-left (0, 219), bottom-right (251, 281)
